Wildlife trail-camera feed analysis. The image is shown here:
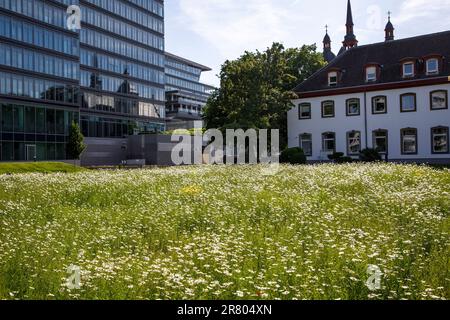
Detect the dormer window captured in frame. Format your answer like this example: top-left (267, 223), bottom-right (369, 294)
top-left (426, 58), bottom-right (439, 75)
top-left (366, 66), bottom-right (377, 82)
top-left (328, 71), bottom-right (338, 86)
top-left (403, 62), bottom-right (414, 78)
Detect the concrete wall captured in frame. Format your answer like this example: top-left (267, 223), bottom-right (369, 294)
top-left (288, 83), bottom-right (450, 163)
top-left (128, 134), bottom-right (199, 166)
top-left (81, 135), bottom-right (203, 167)
top-left (81, 138), bottom-right (128, 167)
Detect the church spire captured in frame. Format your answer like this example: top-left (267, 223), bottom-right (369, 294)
top-left (342, 0), bottom-right (358, 50)
top-left (346, 0), bottom-right (354, 27)
top-left (385, 11), bottom-right (394, 41)
top-left (323, 25), bottom-right (336, 63)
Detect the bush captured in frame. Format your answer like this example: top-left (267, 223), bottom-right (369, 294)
top-left (67, 122), bottom-right (86, 160)
top-left (360, 148), bottom-right (382, 162)
top-left (328, 152), bottom-right (344, 161)
top-left (328, 152), bottom-right (354, 164)
top-left (280, 147), bottom-right (307, 164)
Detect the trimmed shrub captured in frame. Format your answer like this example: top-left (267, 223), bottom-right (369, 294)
top-left (280, 147), bottom-right (307, 164)
top-left (360, 148), bottom-right (382, 162)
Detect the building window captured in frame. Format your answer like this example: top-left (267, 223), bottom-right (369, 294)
top-left (400, 93), bottom-right (417, 112)
top-left (430, 90), bottom-right (448, 110)
top-left (328, 72), bottom-right (337, 86)
top-left (300, 133), bottom-right (312, 156)
top-left (372, 96), bottom-right (387, 114)
top-left (347, 131), bottom-right (361, 155)
top-left (346, 98), bottom-right (360, 116)
top-left (298, 103), bottom-right (311, 119)
top-left (373, 130), bottom-right (388, 154)
top-left (366, 67), bottom-right (377, 82)
top-left (322, 101), bottom-right (335, 118)
top-left (426, 58), bottom-right (439, 75)
top-left (322, 132), bottom-right (336, 153)
top-left (431, 127), bottom-right (449, 154)
top-left (403, 62), bottom-right (415, 78)
top-left (401, 128), bottom-right (418, 155)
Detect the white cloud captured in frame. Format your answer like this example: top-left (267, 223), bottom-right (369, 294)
top-left (171, 0), bottom-right (450, 86)
top-left (178, 0), bottom-right (307, 60)
top-left (395, 0), bottom-right (450, 24)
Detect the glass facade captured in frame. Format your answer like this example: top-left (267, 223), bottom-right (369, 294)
top-left (165, 53), bottom-right (214, 122)
top-left (0, 102), bottom-right (79, 161)
top-left (0, 0), bottom-right (166, 161)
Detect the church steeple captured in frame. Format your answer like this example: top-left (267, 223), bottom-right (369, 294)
top-left (323, 25), bottom-right (336, 63)
top-left (385, 11), bottom-right (394, 41)
top-left (342, 0), bottom-right (358, 50)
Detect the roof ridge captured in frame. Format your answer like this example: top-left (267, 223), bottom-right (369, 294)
top-left (348, 30), bottom-right (450, 51)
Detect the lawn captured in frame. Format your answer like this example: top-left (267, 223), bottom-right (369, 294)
top-left (0, 162), bottom-right (84, 175)
top-left (0, 164), bottom-right (448, 300)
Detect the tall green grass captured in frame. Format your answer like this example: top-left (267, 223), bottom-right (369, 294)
top-left (0, 162), bottom-right (84, 175)
top-left (0, 164), bottom-right (448, 300)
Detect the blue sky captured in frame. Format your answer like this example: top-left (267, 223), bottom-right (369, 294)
top-left (165, 0), bottom-right (450, 87)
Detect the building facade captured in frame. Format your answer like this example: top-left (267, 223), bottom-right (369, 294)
top-left (165, 52), bottom-right (214, 130)
top-left (0, 0), bottom-right (166, 162)
top-left (0, 0), bottom-right (82, 161)
top-left (289, 1), bottom-right (450, 163)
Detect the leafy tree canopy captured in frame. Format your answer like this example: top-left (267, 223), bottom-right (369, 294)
top-left (203, 43), bottom-right (325, 148)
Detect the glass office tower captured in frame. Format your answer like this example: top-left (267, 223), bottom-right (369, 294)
top-left (78, 0), bottom-right (166, 138)
top-left (0, 0), bottom-right (166, 161)
top-left (165, 52), bottom-right (214, 129)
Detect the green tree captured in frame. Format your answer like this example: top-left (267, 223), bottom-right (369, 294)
top-left (203, 43), bottom-right (325, 148)
top-left (66, 122), bottom-right (86, 160)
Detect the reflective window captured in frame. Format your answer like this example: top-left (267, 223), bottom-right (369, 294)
top-left (431, 127), bottom-right (449, 154)
top-left (426, 59), bottom-right (439, 75)
top-left (346, 98), bottom-right (360, 116)
top-left (322, 132), bottom-right (336, 153)
top-left (401, 128), bottom-right (418, 155)
top-left (0, 13), bottom-right (79, 56)
top-left (373, 130), bottom-right (388, 154)
top-left (0, 71), bottom-right (79, 104)
top-left (430, 90), bottom-right (448, 110)
top-left (347, 131), bottom-right (361, 155)
top-left (321, 101), bottom-right (335, 118)
top-left (300, 134), bottom-right (312, 156)
top-left (401, 93), bottom-right (417, 112)
top-left (372, 96), bottom-right (387, 114)
top-left (298, 103), bottom-right (311, 120)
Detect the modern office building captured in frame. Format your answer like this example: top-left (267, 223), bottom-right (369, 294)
top-left (165, 52), bottom-right (215, 130)
top-left (0, 0), bottom-right (166, 162)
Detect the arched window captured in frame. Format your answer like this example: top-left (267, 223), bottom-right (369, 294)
top-left (347, 131), bottom-right (361, 155)
top-left (322, 132), bottom-right (336, 153)
top-left (400, 93), bottom-right (417, 112)
top-left (426, 58), bottom-right (439, 75)
top-left (298, 103), bottom-right (312, 119)
top-left (328, 72), bottom-right (337, 86)
top-left (431, 126), bottom-right (449, 154)
top-left (372, 96), bottom-right (387, 114)
top-left (346, 98), bottom-right (360, 116)
top-left (321, 101), bottom-right (335, 118)
top-left (402, 61), bottom-right (415, 78)
top-left (430, 90), bottom-right (448, 110)
top-left (373, 129), bottom-right (388, 154)
top-left (300, 133), bottom-right (312, 156)
top-left (401, 128), bottom-right (418, 155)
